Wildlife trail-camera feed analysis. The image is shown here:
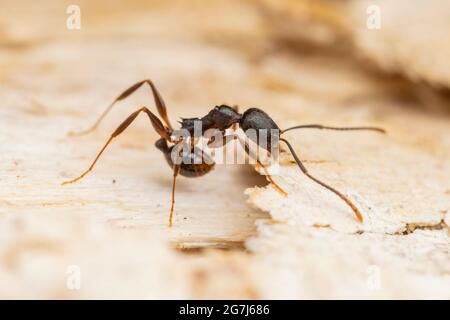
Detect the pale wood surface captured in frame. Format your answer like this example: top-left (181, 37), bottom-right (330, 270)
top-left (0, 0), bottom-right (449, 298)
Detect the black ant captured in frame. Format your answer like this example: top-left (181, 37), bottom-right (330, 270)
top-left (63, 79), bottom-right (385, 226)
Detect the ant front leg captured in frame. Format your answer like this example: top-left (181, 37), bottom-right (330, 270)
top-left (282, 124), bottom-right (386, 134)
top-left (70, 79), bottom-right (173, 136)
top-left (63, 107), bottom-right (170, 185)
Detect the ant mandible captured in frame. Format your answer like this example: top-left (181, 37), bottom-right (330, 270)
top-left (63, 79), bottom-right (386, 227)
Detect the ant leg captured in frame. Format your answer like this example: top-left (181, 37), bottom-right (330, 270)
top-left (71, 79), bottom-right (173, 136)
top-left (169, 165), bottom-right (180, 227)
top-left (282, 124), bottom-right (385, 134)
top-left (279, 138), bottom-right (363, 223)
top-left (63, 107), bottom-right (170, 185)
top-left (240, 136), bottom-right (287, 196)
top-left (254, 160), bottom-right (288, 196)
top-left (209, 134), bottom-right (287, 196)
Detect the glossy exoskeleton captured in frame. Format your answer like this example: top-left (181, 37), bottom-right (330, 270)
top-left (63, 80), bottom-right (385, 226)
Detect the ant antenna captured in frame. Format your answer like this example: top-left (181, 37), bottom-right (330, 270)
top-left (282, 125), bottom-right (385, 134)
top-left (279, 138), bottom-right (363, 223)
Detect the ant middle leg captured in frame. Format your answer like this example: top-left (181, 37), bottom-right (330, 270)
top-left (71, 79), bottom-right (173, 136)
top-left (63, 107), bottom-right (170, 185)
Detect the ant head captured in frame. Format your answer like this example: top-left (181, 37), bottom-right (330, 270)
top-left (206, 105), bottom-right (242, 130)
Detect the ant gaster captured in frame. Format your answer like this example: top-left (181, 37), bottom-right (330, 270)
top-left (63, 79), bottom-right (386, 226)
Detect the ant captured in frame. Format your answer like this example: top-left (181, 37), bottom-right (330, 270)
top-left (63, 79), bottom-right (386, 226)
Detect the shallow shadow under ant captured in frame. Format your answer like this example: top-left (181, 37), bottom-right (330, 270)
top-left (63, 79), bottom-right (386, 226)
